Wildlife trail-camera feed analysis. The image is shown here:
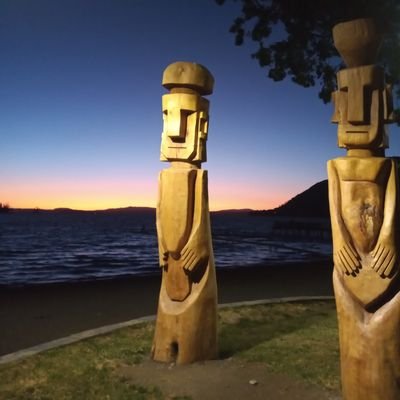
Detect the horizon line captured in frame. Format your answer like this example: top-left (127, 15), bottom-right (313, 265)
top-left (3, 205), bottom-right (272, 213)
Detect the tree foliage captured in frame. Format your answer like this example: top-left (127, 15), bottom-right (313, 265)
top-left (216, 0), bottom-right (400, 112)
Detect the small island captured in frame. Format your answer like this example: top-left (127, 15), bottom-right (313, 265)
top-left (0, 203), bottom-right (10, 213)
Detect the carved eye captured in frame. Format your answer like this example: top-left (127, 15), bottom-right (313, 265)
top-left (384, 85), bottom-right (394, 122)
top-left (200, 118), bottom-right (207, 132)
top-left (331, 90), bottom-right (348, 123)
top-left (199, 111), bottom-right (208, 138)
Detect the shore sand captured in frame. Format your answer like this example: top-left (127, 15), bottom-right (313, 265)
top-left (0, 259), bottom-right (333, 356)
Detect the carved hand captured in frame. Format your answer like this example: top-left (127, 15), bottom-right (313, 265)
top-left (180, 233), bottom-right (209, 272)
top-left (334, 241), bottom-right (361, 275)
top-left (371, 241), bottom-right (397, 278)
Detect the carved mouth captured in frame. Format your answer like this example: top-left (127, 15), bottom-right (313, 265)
top-left (169, 136), bottom-right (186, 143)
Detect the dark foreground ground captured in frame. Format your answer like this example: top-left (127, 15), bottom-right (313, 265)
top-left (0, 259), bottom-right (333, 355)
top-left (120, 358), bottom-right (340, 400)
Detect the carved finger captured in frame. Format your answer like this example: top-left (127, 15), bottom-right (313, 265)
top-left (376, 248), bottom-right (391, 273)
top-left (371, 244), bottom-right (382, 259)
top-left (186, 255), bottom-right (199, 272)
top-left (186, 251), bottom-right (197, 266)
top-left (181, 245), bottom-right (190, 258)
top-left (374, 247), bottom-right (389, 271)
top-left (343, 245), bottom-right (359, 270)
top-left (345, 243), bottom-right (359, 261)
top-left (184, 256), bottom-right (198, 272)
top-left (181, 247), bottom-right (193, 263)
top-left (375, 249), bottom-right (390, 274)
top-left (184, 252), bottom-right (197, 271)
top-left (382, 253), bottom-right (396, 277)
top-left (337, 251), bottom-right (352, 275)
top-left (340, 249), bottom-right (357, 273)
top-left (372, 245), bottom-right (385, 270)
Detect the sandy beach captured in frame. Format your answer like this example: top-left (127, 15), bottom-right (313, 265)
top-left (0, 259), bottom-right (333, 356)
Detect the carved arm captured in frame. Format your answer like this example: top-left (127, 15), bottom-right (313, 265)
top-left (180, 170), bottom-right (210, 272)
top-left (156, 172), bottom-right (168, 267)
top-left (371, 160), bottom-right (398, 277)
top-left (328, 160), bottom-right (361, 275)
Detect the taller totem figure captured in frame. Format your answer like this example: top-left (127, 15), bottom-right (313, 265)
top-left (328, 19), bottom-right (399, 399)
top-left (151, 62), bottom-right (218, 364)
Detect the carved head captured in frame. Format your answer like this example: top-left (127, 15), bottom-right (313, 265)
top-left (160, 62), bottom-right (214, 162)
top-left (161, 93), bottom-right (209, 162)
top-left (332, 66), bottom-right (392, 149)
top-left (332, 18), bottom-right (393, 150)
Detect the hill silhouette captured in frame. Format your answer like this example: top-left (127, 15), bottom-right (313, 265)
top-left (252, 180), bottom-right (329, 218)
top-left (8, 181), bottom-right (330, 218)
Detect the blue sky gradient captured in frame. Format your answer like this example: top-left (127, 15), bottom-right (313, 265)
top-left (2, 0), bottom-right (399, 210)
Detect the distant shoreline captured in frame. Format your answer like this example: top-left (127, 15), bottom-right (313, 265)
top-left (2, 179), bottom-right (330, 217)
top-left (3, 207), bottom-right (257, 215)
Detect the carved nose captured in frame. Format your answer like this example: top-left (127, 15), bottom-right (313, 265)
top-left (347, 90), bottom-right (368, 125)
top-left (348, 106), bottom-right (366, 124)
top-left (167, 110), bottom-right (187, 140)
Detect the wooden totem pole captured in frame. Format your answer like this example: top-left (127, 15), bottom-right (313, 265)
top-left (151, 62), bottom-right (218, 364)
top-left (328, 19), bottom-right (399, 399)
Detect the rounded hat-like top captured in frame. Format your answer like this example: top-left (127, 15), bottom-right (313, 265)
top-left (333, 18), bottom-right (382, 67)
top-left (162, 61), bottom-right (214, 95)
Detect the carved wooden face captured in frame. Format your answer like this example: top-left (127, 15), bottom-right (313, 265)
top-left (160, 93), bottom-right (209, 162)
top-left (332, 65), bottom-right (390, 150)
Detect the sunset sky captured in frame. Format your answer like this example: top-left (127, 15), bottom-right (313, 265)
top-left (2, 0), bottom-right (400, 211)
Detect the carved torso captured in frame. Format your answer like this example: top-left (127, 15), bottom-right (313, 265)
top-left (158, 169), bottom-right (196, 257)
top-left (328, 157), bottom-right (399, 307)
top-left (340, 180), bottom-right (383, 252)
top-left (157, 167), bottom-right (210, 302)
top-left (335, 157), bottom-right (389, 253)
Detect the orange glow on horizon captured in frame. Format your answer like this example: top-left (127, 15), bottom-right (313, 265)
top-left (208, 193), bottom-right (288, 212)
top-left (4, 195), bottom-right (157, 211)
top-left (2, 178), bottom-right (157, 211)
top-left (208, 180), bottom-right (291, 211)
top-left (4, 178), bottom-right (294, 211)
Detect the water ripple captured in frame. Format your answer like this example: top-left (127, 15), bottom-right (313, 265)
top-left (0, 212), bottom-right (331, 286)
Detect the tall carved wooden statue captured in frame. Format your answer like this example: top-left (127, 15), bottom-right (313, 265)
top-left (328, 19), bottom-right (398, 400)
top-left (151, 62), bottom-right (218, 364)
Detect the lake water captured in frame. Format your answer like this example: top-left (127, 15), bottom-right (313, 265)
top-left (0, 211), bottom-right (332, 286)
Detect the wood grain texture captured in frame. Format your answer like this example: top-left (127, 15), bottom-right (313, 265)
top-left (334, 270), bottom-right (400, 400)
top-left (152, 61), bottom-right (217, 364)
top-left (328, 158), bottom-right (398, 307)
top-left (152, 168), bottom-right (218, 364)
top-left (329, 18), bottom-right (399, 399)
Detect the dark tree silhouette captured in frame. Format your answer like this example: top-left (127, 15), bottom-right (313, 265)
top-left (216, 0), bottom-right (400, 118)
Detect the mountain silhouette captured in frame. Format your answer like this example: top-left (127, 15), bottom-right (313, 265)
top-left (253, 180), bottom-right (329, 218)
top-left (9, 181), bottom-right (331, 218)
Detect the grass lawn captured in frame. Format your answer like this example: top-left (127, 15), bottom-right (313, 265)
top-left (0, 300), bottom-right (340, 400)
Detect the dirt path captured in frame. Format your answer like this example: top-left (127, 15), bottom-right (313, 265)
top-left (118, 358), bottom-right (341, 400)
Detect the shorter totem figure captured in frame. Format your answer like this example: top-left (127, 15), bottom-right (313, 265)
top-left (151, 62), bottom-right (218, 364)
top-left (328, 19), bottom-right (399, 400)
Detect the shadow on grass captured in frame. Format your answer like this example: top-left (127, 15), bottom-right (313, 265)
top-left (218, 301), bottom-right (337, 359)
